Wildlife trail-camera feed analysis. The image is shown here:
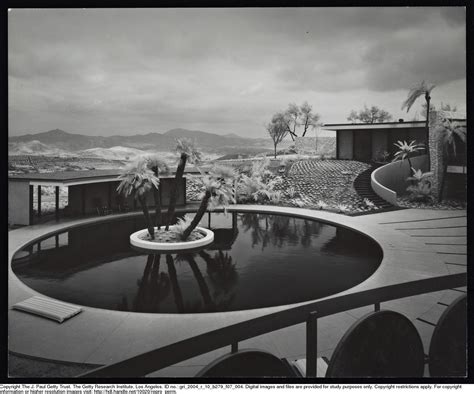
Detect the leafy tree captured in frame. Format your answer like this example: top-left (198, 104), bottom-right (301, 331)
top-left (421, 102), bottom-right (457, 120)
top-left (285, 103), bottom-right (300, 141)
top-left (267, 113), bottom-right (289, 158)
top-left (117, 159), bottom-right (159, 238)
top-left (300, 101), bottom-right (321, 137)
top-left (401, 80), bottom-right (436, 163)
top-left (346, 105), bottom-right (393, 123)
top-left (165, 138), bottom-right (202, 230)
top-left (434, 117), bottom-right (466, 201)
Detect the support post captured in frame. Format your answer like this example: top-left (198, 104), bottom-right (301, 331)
top-left (37, 186), bottom-right (42, 218)
top-left (208, 211), bottom-right (211, 228)
top-left (81, 185), bottom-right (86, 215)
top-left (108, 182), bottom-right (112, 210)
top-left (55, 186), bottom-right (60, 220)
top-left (231, 342), bottom-right (238, 354)
top-left (232, 211), bottom-right (237, 231)
top-left (374, 302), bottom-right (380, 312)
top-left (306, 311), bottom-right (318, 377)
top-left (29, 185), bottom-right (34, 225)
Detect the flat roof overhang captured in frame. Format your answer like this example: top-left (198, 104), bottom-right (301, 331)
top-left (8, 167), bottom-right (206, 187)
top-left (322, 119), bottom-right (466, 131)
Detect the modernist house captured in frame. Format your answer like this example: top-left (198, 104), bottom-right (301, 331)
top-left (8, 168), bottom-right (197, 226)
top-left (322, 120), bottom-right (428, 162)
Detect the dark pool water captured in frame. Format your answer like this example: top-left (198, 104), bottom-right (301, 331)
top-left (12, 212), bottom-right (382, 314)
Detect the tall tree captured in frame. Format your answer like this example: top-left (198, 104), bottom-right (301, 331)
top-left (144, 155), bottom-right (170, 229)
top-left (300, 101), bottom-right (321, 137)
top-left (267, 113), bottom-right (289, 158)
top-left (346, 105), bottom-right (393, 123)
top-left (117, 158), bottom-right (159, 239)
top-left (285, 103), bottom-right (300, 141)
top-left (401, 80), bottom-right (436, 164)
top-left (165, 138), bottom-right (201, 230)
top-left (181, 165), bottom-right (235, 240)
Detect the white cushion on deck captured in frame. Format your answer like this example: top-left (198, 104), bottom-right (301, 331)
top-left (12, 296), bottom-right (82, 323)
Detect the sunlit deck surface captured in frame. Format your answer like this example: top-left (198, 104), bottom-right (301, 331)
top-left (8, 206), bottom-right (466, 377)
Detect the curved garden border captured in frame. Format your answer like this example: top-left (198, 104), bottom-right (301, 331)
top-left (129, 226), bottom-right (214, 251)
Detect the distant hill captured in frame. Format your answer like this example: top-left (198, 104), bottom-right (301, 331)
top-left (9, 128), bottom-right (275, 155)
top-left (8, 140), bottom-right (73, 157)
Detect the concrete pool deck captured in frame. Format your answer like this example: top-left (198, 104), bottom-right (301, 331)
top-left (8, 205), bottom-right (467, 377)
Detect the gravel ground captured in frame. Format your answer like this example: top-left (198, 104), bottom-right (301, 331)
top-left (397, 196), bottom-right (466, 210)
top-left (187, 159), bottom-right (381, 214)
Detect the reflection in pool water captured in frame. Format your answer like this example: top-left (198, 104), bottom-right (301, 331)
top-left (12, 212), bottom-right (382, 314)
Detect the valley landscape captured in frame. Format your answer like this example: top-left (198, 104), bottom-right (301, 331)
top-left (8, 128), bottom-right (335, 175)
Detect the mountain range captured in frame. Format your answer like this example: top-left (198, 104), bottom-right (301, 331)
top-left (9, 128), bottom-right (280, 155)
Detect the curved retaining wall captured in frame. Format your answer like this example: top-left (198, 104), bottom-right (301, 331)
top-left (371, 155), bottom-right (428, 205)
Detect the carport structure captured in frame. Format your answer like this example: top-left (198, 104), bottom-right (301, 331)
top-left (8, 169), bottom-right (189, 226)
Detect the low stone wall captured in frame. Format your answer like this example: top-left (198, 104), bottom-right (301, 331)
top-left (371, 155), bottom-right (428, 205)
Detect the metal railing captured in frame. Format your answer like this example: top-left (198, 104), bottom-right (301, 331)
top-left (80, 272), bottom-right (466, 377)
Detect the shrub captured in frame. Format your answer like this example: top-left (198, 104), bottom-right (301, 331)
top-left (406, 169), bottom-right (434, 202)
top-left (315, 200), bottom-right (328, 210)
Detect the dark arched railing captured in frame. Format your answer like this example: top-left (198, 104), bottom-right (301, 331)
top-left (80, 272), bottom-right (466, 377)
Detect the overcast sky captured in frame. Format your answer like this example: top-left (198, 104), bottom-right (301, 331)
top-left (8, 7), bottom-right (466, 138)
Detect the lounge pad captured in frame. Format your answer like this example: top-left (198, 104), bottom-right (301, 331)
top-left (12, 296), bottom-right (82, 323)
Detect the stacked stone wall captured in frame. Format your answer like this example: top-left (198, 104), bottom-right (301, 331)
top-left (429, 111), bottom-right (445, 201)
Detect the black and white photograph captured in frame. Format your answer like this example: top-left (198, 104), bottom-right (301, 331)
top-left (7, 7), bottom-right (467, 380)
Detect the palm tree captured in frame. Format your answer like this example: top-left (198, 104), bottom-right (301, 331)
top-left (144, 155), bottom-right (170, 229)
top-left (165, 138), bottom-right (202, 230)
top-left (117, 159), bottom-right (159, 239)
top-left (181, 165), bottom-right (236, 240)
top-left (434, 118), bottom-right (467, 201)
top-left (401, 80), bottom-right (436, 163)
top-left (392, 140), bottom-right (425, 176)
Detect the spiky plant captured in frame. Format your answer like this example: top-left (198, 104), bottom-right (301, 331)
top-left (181, 170), bottom-right (235, 241)
top-left (392, 140), bottom-right (425, 175)
top-left (401, 80), bottom-right (436, 162)
top-left (117, 159), bottom-right (159, 239)
top-left (407, 168), bottom-right (433, 184)
top-left (434, 117), bottom-right (467, 201)
top-left (165, 138), bottom-right (202, 230)
top-left (143, 155), bottom-right (170, 229)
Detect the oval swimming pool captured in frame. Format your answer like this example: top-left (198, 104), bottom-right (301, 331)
top-left (11, 212), bottom-right (382, 314)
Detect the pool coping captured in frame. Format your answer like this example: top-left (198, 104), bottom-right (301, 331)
top-left (8, 205), bottom-right (452, 369)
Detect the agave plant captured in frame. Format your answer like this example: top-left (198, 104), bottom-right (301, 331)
top-left (315, 200), bottom-right (328, 210)
top-left (363, 198), bottom-right (376, 208)
top-left (401, 80), bottom-right (436, 162)
top-left (336, 203), bottom-right (349, 213)
top-left (117, 159), bottom-right (159, 238)
top-left (392, 140), bottom-right (425, 175)
top-left (407, 168), bottom-right (433, 184)
top-left (434, 117), bottom-right (467, 201)
top-left (181, 165), bottom-right (236, 240)
top-left (165, 138), bottom-right (202, 230)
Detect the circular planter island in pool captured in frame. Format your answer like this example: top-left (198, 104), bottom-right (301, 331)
top-left (11, 210), bottom-right (383, 314)
top-left (130, 226), bottom-right (214, 251)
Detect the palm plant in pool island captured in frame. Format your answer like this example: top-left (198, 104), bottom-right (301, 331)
top-left (117, 158), bottom-right (160, 239)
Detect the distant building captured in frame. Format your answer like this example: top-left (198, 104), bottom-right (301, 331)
top-left (322, 120), bottom-right (428, 162)
top-left (8, 168), bottom-right (201, 226)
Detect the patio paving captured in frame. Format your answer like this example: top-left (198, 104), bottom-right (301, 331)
top-left (7, 206), bottom-right (466, 377)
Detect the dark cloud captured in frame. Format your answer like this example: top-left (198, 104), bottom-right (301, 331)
top-left (8, 7), bottom-right (466, 137)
